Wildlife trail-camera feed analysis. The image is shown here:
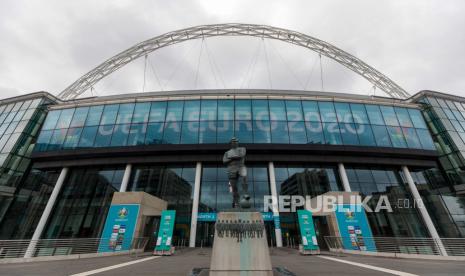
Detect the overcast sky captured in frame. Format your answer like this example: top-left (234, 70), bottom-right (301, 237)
top-left (1, 0), bottom-right (464, 100)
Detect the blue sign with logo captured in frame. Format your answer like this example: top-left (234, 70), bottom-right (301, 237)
top-left (297, 210), bottom-right (318, 250)
top-left (98, 204), bottom-right (140, 253)
top-left (155, 210), bottom-right (176, 252)
top-left (334, 204), bottom-right (376, 252)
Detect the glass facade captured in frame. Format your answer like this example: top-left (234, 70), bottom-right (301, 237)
top-left (0, 95), bottom-right (57, 239)
top-left (346, 166), bottom-right (428, 237)
top-left (199, 164), bottom-right (270, 212)
top-left (128, 164), bottom-right (195, 243)
top-left (274, 165), bottom-right (342, 244)
top-left (0, 169), bottom-right (60, 239)
top-left (35, 99), bottom-right (435, 151)
top-left (409, 167), bottom-right (465, 238)
top-left (0, 97), bottom-right (50, 187)
top-left (416, 95), bottom-right (465, 185)
top-left (43, 167), bottom-right (124, 238)
top-left (412, 93), bottom-right (465, 238)
top-left (3, 91), bottom-right (465, 247)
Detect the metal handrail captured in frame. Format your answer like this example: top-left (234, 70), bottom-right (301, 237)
top-left (324, 236), bottom-right (465, 256)
top-left (0, 237), bottom-right (149, 259)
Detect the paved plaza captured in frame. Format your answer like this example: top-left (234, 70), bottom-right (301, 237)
top-left (0, 248), bottom-right (464, 276)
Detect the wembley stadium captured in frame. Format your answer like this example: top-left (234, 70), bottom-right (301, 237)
top-left (0, 24), bottom-right (464, 258)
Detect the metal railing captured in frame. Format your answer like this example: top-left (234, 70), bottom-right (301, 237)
top-left (0, 237), bottom-right (149, 259)
top-left (324, 236), bottom-right (465, 256)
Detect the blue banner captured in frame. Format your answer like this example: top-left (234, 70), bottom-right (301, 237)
top-left (197, 212), bottom-right (273, 222)
top-left (155, 210), bottom-right (176, 251)
top-left (98, 204), bottom-right (140, 253)
top-left (297, 210), bottom-right (318, 250)
top-left (334, 204), bottom-right (376, 252)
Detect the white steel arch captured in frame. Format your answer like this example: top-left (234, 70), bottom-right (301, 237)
top-left (58, 23), bottom-right (410, 100)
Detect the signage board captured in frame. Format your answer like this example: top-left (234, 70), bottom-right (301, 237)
top-left (155, 210), bottom-right (176, 252)
top-left (334, 204), bottom-right (376, 252)
top-left (297, 209), bottom-right (318, 250)
top-left (98, 204), bottom-right (140, 253)
top-left (197, 212), bottom-right (273, 222)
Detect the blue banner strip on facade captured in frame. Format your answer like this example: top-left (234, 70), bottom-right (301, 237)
top-left (334, 204), bottom-right (377, 252)
top-left (98, 204), bottom-right (140, 253)
top-left (197, 212), bottom-right (273, 222)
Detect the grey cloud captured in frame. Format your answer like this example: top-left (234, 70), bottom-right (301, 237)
top-left (0, 0), bottom-right (464, 99)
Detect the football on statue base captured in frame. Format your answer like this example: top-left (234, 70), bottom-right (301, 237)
top-left (240, 194), bottom-right (251, 209)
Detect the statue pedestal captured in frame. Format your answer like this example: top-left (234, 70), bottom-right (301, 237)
top-left (210, 212), bottom-right (272, 276)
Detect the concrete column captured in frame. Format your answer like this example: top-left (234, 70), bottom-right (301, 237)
top-left (268, 162), bottom-right (283, 247)
top-left (119, 164), bottom-right (132, 192)
top-left (24, 167), bottom-right (69, 258)
top-left (189, 162), bottom-right (202, 247)
top-left (338, 163), bottom-right (352, 192)
top-left (402, 165), bottom-right (448, 256)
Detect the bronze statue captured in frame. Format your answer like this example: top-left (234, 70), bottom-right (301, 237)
top-left (223, 137), bottom-right (250, 209)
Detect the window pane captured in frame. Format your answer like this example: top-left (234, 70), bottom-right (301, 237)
top-left (85, 105), bottom-right (103, 126)
top-left (56, 108), bottom-right (75, 129)
top-left (372, 125), bottom-right (391, 147)
top-left (340, 123), bottom-right (359, 145)
top-left (286, 100), bottom-right (303, 121)
top-left (200, 100), bottom-right (217, 121)
top-left (116, 103), bottom-right (135, 124)
top-left (235, 100), bottom-right (252, 120)
top-left (322, 122), bottom-right (342, 144)
top-left (78, 126), bottom-right (98, 147)
top-left (165, 101), bottom-right (183, 122)
top-left (403, 127), bottom-right (421, 149)
top-left (63, 127), bottom-right (83, 149)
top-left (318, 102), bottom-right (338, 123)
top-left (48, 129), bottom-right (67, 150)
top-left (350, 103), bottom-right (369, 124)
top-left (365, 105), bottom-right (384, 125)
top-left (269, 100), bottom-right (286, 121)
top-left (253, 120), bottom-right (271, 143)
top-left (100, 104), bottom-right (119, 125)
top-left (270, 121), bottom-right (289, 143)
top-left (334, 102), bottom-right (353, 123)
top-left (180, 121), bottom-right (199, 143)
top-left (380, 106), bottom-right (399, 126)
top-left (127, 123), bottom-right (147, 146)
top-left (235, 120), bottom-right (253, 143)
top-left (70, 107), bottom-right (89, 128)
top-left (387, 126), bottom-right (407, 148)
top-left (408, 109), bottom-right (427, 129)
top-left (305, 121), bottom-right (324, 144)
top-left (36, 130), bottom-right (53, 151)
top-left (288, 121), bottom-right (307, 144)
top-left (132, 102), bottom-right (151, 123)
top-left (394, 107), bottom-right (413, 127)
top-left (110, 124), bottom-right (130, 146)
top-left (145, 123), bottom-right (164, 144)
top-left (218, 100), bottom-right (234, 120)
top-left (143, 103), bottom-right (165, 124)
top-left (163, 121), bottom-right (181, 143)
top-left (199, 121), bottom-right (216, 143)
top-left (183, 100), bottom-right (200, 121)
top-left (416, 129), bottom-right (436, 150)
top-left (13, 110), bottom-right (25, 121)
top-left (252, 100), bottom-right (269, 121)
top-left (94, 125), bottom-right (114, 147)
top-left (302, 101), bottom-right (320, 122)
top-left (216, 121), bottom-right (234, 143)
top-left (356, 124), bottom-right (376, 146)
